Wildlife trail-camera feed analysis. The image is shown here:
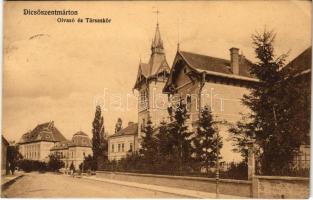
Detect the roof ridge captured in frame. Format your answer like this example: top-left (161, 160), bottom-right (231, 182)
top-left (180, 50), bottom-right (230, 62)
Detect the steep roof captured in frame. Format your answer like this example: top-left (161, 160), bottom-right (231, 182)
top-left (163, 50), bottom-right (258, 93)
top-left (133, 24), bottom-right (170, 90)
top-left (151, 24), bottom-right (163, 50)
top-left (2, 136), bottom-right (9, 146)
top-left (18, 121), bottom-right (67, 144)
top-left (109, 123), bottom-right (138, 138)
top-left (282, 46), bottom-right (312, 76)
top-left (179, 51), bottom-right (255, 78)
top-left (50, 131), bottom-right (92, 150)
top-left (71, 131), bottom-right (92, 147)
top-left (138, 63), bottom-right (150, 78)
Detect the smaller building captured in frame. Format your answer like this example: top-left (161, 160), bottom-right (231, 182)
top-left (2, 136), bottom-right (9, 176)
top-left (108, 122), bottom-right (138, 161)
top-left (50, 131), bottom-right (92, 170)
top-left (18, 121), bottom-right (67, 162)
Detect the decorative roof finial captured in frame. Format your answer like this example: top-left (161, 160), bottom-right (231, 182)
top-left (153, 8), bottom-right (160, 25)
top-left (151, 10), bottom-right (164, 54)
top-left (177, 18), bottom-right (180, 52)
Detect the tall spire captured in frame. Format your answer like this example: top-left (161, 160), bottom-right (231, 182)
top-left (151, 22), bottom-right (164, 54)
top-left (151, 9), bottom-right (164, 54)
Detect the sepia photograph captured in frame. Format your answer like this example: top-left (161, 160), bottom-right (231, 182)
top-left (1, 0), bottom-right (311, 198)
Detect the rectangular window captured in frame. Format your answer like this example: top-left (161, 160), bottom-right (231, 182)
top-left (122, 144), bottom-right (124, 152)
top-left (118, 144), bottom-right (120, 152)
top-left (130, 143), bottom-right (133, 152)
top-left (112, 144), bottom-right (114, 152)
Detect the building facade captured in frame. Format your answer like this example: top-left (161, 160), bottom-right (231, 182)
top-left (133, 23), bottom-right (170, 142)
top-left (50, 131), bottom-right (92, 170)
top-left (163, 48), bottom-right (258, 162)
top-left (108, 122), bottom-right (138, 161)
top-left (18, 121), bottom-right (93, 170)
top-left (18, 121), bottom-right (67, 162)
top-left (282, 47), bottom-right (311, 169)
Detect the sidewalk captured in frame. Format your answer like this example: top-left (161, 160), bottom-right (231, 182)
top-left (82, 175), bottom-right (248, 199)
top-left (1, 172), bottom-right (24, 191)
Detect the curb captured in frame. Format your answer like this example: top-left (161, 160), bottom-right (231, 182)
top-left (1, 174), bottom-right (24, 191)
top-left (82, 176), bottom-right (247, 199)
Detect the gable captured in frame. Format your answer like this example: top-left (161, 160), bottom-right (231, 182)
top-left (179, 51), bottom-right (255, 78)
top-left (283, 46), bottom-right (312, 76)
top-left (18, 121), bottom-right (67, 144)
top-left (164, 50), bottom-right (258, 93)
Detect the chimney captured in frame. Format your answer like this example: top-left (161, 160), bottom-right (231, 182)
top-left (230, 47), bottom-right (239, 75)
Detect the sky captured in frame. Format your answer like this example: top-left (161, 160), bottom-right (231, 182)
top-left (3, 1), bottom-right (311, 145)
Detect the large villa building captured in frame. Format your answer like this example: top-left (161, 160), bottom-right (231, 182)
top-left (163, 48), bottom-right (258, 161)
top-left (16, 21), bottom-right (309, 165)
top-left (107, 19), bottom-right (311, 164)
top-left (18, 121), bottom-right (92, 169)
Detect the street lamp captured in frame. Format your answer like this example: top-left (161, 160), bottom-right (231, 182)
top-left (215, 131), bottom-right (220, 199)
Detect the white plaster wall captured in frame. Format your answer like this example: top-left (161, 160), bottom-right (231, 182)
top-left (19, 141), bottom-right (54, 161)
top-left (201, 82), bottom-right (251, 162)
top-left (108, 135), bottom-right (137, 161)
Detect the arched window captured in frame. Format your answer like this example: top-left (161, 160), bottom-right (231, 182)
top-left (186, 94), bottom-right (191, 104)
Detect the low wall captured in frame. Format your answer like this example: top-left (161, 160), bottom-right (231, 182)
top-left (96, 171), bottom-right (252, 197)
top-left (252, 175), bottom-right (310, 199)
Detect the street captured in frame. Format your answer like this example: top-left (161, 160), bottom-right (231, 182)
top-left (2, 172), bottom-right (187, 198)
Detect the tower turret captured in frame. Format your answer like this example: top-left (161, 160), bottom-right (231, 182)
top-left (151, 24), bottom-right (164, 54)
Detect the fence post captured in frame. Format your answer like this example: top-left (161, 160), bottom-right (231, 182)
top-left (247, 140), bottom-right (255, 180)
top-left (247, 139), bottom-right (258, 198)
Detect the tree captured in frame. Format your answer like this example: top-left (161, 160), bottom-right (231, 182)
top-left (92, 105), bottom-right (108, 169)
top-left (79, 155), bottom-right (97, 172)
top-left (139, 117), bottom-right (158, 171)
top-left (192, 106), bottom-right (223, 173)
top-left (228, 115), bottom-right (255, 164)
top-left (7, 145), bottom-right (22, 175)
top-left (167, 99), bottom-right (193, 172)
top-left (69, 162), bottom-right (75, 172)
top-left (156, 121), bottom-right (171, 158)
top-left (48, 154), bottom-right (65, 171)
top-left (238, 29), bottom-right (302, 175)
top-left (115, 118), bottom-right (123, 133)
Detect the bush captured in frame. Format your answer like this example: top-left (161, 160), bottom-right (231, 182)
top-left (69, 162), bottom-right (76, 172)
top-left (18, 159), bottom-right (47, 172)
top-left (221, 162), bottom-right (248, 180)
top-left (48, 154), bottom-right (65, 171)
top-left (79, 155), bottom-right (97, 172)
